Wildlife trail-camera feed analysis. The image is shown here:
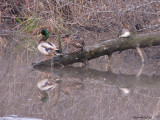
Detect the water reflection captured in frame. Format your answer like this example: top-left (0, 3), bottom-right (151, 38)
top-left (0, 115), bottom-right (42, 120)
top-left (62, 81), bottom-right (84, 95)
top-left (37, 77), bottom-right (57, 91)
top-left (34, 66), bottom-right (160, 89)
top-left (33, 66), bottom-right (160, 119)
top-left (37, 77), bottom-right (58, 103)
top-left (1, 36), bottom-right (160, 120)
top-left (118, 87), bottom-right (130, 94)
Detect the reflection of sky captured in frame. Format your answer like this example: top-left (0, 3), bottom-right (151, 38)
top-left (0, 115), bottom-right (42, 120)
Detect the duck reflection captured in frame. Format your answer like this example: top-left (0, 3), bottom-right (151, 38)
top-left (37, 78), bottom-right (57, 91)
top-left (37, 76), bottom-right (60, 103)
top-left (118, 87), bottom-right (131, 94)
top-left (63, 80), bottom-right (84, 95)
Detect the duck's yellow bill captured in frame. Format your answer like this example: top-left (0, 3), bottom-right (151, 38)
top-left (38, 33), bottom-right (42, 37)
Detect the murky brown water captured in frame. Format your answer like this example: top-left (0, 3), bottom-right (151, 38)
top-left (1, 36), bottom-right (160, 120)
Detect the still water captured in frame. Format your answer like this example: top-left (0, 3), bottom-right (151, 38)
top-left (1, 37), bottom-right (160, 120)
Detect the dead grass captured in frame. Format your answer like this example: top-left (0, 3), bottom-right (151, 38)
top-left (0, 0), bottom-right (160, 50)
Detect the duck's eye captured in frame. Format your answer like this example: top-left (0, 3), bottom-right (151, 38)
top-left (74, 37), bottom-right (79, 39)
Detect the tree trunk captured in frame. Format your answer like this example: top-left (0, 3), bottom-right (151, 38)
top-left (32, 31), bottom-right (160, 68)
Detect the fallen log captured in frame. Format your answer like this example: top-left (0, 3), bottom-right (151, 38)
top-left (32, 31), bottom-right (160, 68)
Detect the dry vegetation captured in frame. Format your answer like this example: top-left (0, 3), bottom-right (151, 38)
top-left (1, 1), bottom-right (160, 119)
top-left (0, 0), bottom-right (160, 51)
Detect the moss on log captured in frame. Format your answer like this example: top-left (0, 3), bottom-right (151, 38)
top-left (32, 31), bottom-right (160, 68)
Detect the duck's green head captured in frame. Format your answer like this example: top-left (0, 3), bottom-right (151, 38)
top-left (41, 29), bottom-right (49, 40)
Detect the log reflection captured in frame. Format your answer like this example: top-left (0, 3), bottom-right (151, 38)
top-left (33, 66), bottom-right (160, 89)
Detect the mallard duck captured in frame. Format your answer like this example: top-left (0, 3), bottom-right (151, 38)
top-left (38, 29), bottom-right (61, 60)
top-left (61, 34), bottom-right (84, 52)
top-left (118, 24), bottom-right (131, 38)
